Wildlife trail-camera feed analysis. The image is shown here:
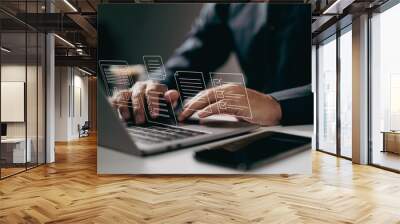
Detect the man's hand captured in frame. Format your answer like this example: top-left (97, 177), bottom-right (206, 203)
top-left (178, 84), bottom-right (282, 126)
top-left (111, 80), bottom-right (180, 124)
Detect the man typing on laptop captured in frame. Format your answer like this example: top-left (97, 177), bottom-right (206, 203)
top-left (111, 3), bottom-right (312, 127)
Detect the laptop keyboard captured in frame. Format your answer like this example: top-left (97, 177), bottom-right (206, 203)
top-left (126, 124), bottom-right (206, 144)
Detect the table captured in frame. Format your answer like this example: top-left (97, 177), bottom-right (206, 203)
top-left (98, 125), bottom-right (313, 174)
top-left (1, 138), bottom-right (31, 165)
top-left (382, 131), bottom-right (400, 154)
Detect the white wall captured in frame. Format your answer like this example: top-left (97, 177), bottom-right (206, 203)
top-left (1, 65), bottom-right (26, 139)
top-left (1, 63), bottom-right (46, 164)
top-left (55, 66), bottom-right (70, 141)
top-left (1, 65), bottom-right (41, 138)
top-left (71, 72), bottom-right (89, 138)
top-left (54, 67), bottom-right (89, 141)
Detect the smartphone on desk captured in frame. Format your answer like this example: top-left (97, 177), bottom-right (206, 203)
top-left (194, 131), bottom-right (311, 171)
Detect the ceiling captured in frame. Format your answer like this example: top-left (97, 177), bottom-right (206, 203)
top-left (0, 0), bottom-right (391, 73)
top-left (0, 0), bottom-right (150, 72)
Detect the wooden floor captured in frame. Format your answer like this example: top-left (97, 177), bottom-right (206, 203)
top-left (1, 135), bottom-right (400, 224)
top-left (372, 150), bottom-right (400, 171)
top-left (1, 167), bottom-right (26, 178)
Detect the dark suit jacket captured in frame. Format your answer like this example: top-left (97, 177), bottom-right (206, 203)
top-left (162, 3), bottom-right (313, 125)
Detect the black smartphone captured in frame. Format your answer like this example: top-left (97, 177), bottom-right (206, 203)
top-left (194, 132), bottom-right (311, 171)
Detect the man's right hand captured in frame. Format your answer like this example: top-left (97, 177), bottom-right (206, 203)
top-left (111, 80), bottom-right (180, 124)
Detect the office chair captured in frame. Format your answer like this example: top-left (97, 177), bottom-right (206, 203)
top-left (79, 121), bottom-right (90, 138)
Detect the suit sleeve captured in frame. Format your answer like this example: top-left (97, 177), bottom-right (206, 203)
top-left (161, 4), bottom-right (234, 89)
top-left (270, 84), bottom-right (314, 125)
top-left (267, 5), bottom-right (313, 126)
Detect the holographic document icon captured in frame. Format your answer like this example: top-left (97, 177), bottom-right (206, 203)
top-left (209, 72), bottom-right (253, 119)
top-left (174, 71), bottom-right (212, 113)
top-left (143, 55), bottom-right (167, 80)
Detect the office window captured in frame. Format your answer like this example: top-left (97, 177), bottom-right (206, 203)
top-left (0, 9), bottom-right (28, 178)
top-left (371, 2), bottom-right (400, 171)
top-left (339, 28), bottom-right (352, 158)
top-left (317, 35), bottom-right (337, 154)
top-left (0, 1), bottom-right (46, 179)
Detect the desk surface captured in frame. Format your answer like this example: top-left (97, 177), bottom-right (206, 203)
top-left (98, 125), bottom-right (313, 174)
top-left (1, 138), bottom-right (27, 143)
top-left (381, 131), bottom-right (400, 134)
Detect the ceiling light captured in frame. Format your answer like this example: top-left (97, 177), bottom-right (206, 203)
top-left (63, 0), bottom-right (78, 12)
top-left (322, 0), bottom-right (354, 15)
top-left (54, 34), bottom-right (75, 48)
top-left (1, 47), bottom-right (11, 53)
top-left (78, 67), bottom-right (92, 76)
top-left (322, 0), bottom-right (340, 14)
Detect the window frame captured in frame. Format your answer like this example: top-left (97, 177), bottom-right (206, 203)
top-left (315, 20), bottom-right (353, 161)
top-left (0, 0), bottom-right (48, 180)
top-left (367, 0), bottom-right (400, 173)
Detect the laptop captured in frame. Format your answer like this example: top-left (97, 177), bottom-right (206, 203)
top-left (98, 60), bottom-right (258, 156)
